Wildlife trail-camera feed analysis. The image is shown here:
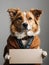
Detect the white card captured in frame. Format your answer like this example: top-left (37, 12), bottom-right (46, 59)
top-left (9, 49), bottom-right (43, 64)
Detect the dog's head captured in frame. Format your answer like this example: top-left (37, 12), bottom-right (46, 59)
top-left (7, 8), bottom-right (42, 38)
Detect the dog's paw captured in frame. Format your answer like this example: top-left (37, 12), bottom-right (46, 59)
top-left (5, 54), bottom-right (10, 60)
top-left (42, 50), bottom-right (47, 59)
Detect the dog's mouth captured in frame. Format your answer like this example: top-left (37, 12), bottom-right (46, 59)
top-left (21, 28), bottom-right (31, 33)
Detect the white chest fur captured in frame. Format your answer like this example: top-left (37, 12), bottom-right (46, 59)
top-left (22, 40), bottom-right (27, 46)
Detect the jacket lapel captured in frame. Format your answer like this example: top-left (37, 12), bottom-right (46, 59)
top-left (14, 36), bottom-right (34, 49)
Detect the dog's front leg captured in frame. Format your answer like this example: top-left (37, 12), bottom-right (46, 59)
top-left (3, 45), bottom-right (10, 60)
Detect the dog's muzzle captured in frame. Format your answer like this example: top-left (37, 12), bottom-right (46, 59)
top-left (22, 23), bottom-right (28, 29)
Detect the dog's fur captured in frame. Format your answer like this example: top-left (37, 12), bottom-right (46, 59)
top-left (3, 8), bottom-right (45, 65)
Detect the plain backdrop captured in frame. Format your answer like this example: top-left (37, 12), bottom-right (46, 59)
top-left (0, 0), bottom-right (49, 65)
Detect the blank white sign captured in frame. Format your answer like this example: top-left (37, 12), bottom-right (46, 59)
top-left (9, 49), bottom-right (43, 64)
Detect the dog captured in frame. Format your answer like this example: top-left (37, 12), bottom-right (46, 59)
top-left (3, 8), bottom-right (47, 65)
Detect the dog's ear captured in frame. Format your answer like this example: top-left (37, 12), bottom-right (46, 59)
top-left (7, 8), bottom-right (20, 17)
top-left (7, 8), bottom-right (20, 12)
top-left (30, 9), bottom-right (42, 20)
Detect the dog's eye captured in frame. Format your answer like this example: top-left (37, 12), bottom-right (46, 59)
top-left (28, 17), bottom-right (32, 20)
top-left (13, 12), bottom-right (16, 16)
top-left (17, 17), bottom-right (22, 21)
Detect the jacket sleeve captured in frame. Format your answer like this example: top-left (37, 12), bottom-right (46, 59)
top-left (3, 45), bottom-right (9, 58)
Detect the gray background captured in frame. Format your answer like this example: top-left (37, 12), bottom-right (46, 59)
top-left (0, 0), bottom-right (49, 65)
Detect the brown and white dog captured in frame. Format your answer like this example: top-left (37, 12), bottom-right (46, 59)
top-left (3, 8), bottom-right (47, 65)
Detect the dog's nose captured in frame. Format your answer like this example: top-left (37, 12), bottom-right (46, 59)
top-left (23, 23), bottom-right (28, 29)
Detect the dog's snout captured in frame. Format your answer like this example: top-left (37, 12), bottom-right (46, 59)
top-left (23, 23), bottom-right (28, 29)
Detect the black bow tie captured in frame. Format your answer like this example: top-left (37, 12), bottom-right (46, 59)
top-left (13, 36), bottom-right (34, 49)
top-left (21, 36), bottom-right (34, 40)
